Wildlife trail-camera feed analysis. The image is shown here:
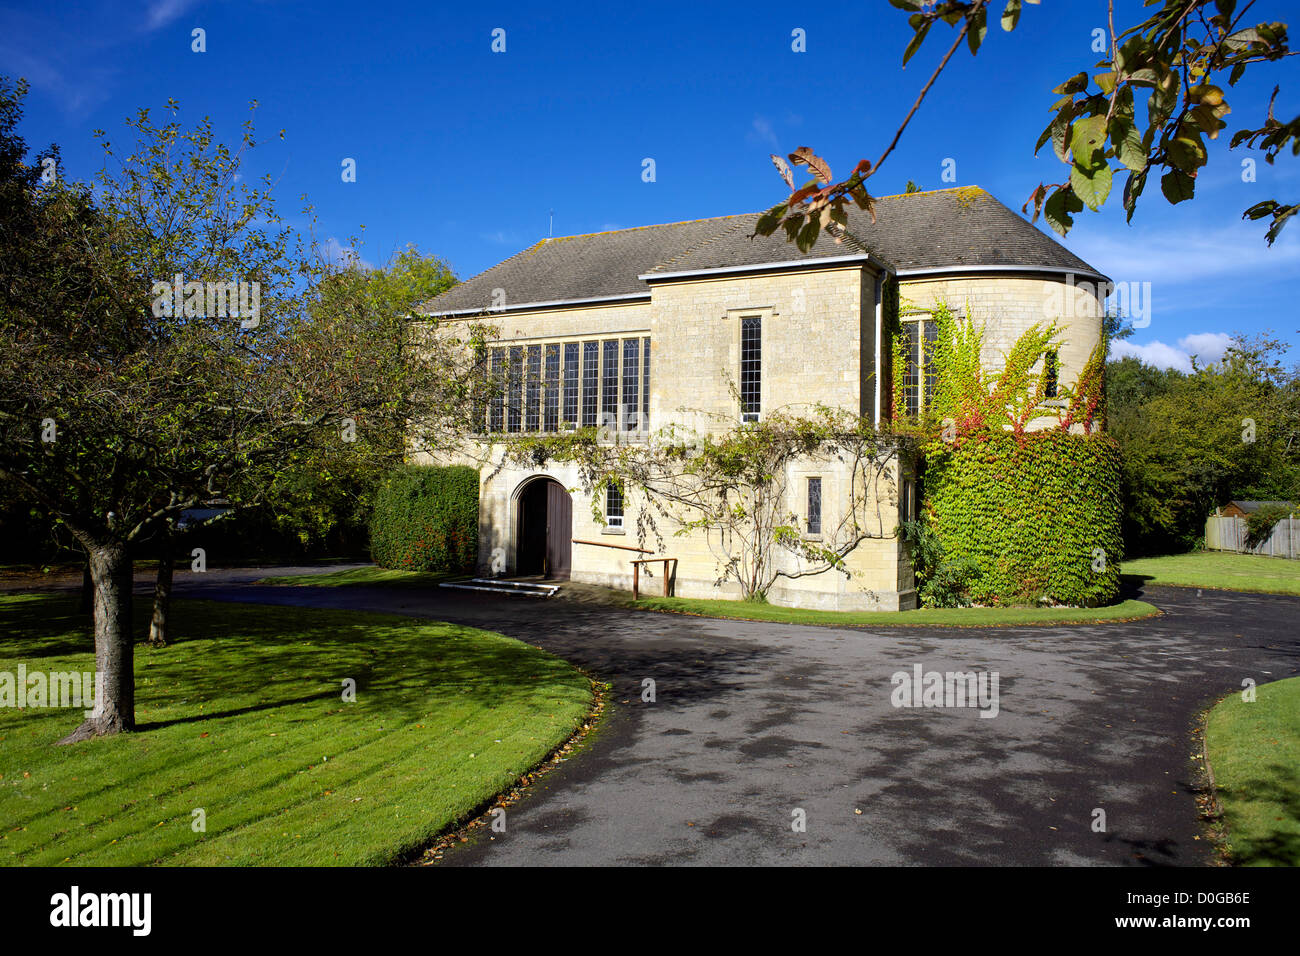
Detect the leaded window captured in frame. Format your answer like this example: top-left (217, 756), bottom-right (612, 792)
top-left (807, 477), bottom-right (822, 536)
top-left (740, 316), bottom-right (761, 422)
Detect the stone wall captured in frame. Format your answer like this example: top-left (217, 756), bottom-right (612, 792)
top-left (419, 265), bottom-right (1103, 611)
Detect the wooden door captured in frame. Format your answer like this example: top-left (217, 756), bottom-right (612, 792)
top-left (545, 480), bottom-right (572, 579)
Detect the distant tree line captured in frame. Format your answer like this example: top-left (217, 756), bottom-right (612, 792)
top-left (1105, 336), bottom-right (1300, 556)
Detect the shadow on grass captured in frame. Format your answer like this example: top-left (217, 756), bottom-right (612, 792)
top-left (1220, 761), bottom-right (1300, 866)
top-left (0, 594), bottom-right (591, 736)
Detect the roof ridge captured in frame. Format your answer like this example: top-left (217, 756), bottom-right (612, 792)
top-left (645, 214), bottom-right (756, 274)
top-left (876, 185), bottom-right (989, 200)
top-left (546, 212), bottom-right (751, 243)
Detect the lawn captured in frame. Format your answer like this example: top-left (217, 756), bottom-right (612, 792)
top-left (0, 594), bottom-right (591, 866)
top-left (628, 595), bottom-right (1159, 628)
top-left (1205, 675), bottom-right (1300, 866)
top-left (258, 566), bottom-right (456, 588)
top-left (1123, 551), bottom-right (1300, 596)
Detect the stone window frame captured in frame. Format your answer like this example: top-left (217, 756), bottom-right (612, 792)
top-left (724, 305), bottom-right (776, 426)
top-left (805, 476), bottom-right (823, 539)
top-left (899, 308), bottom-right (958, 417)
top-left (788, 463), bottom-right (831, 543)
top-left (479, 332), bottom-right (651, 437)
top-left (604, 482), bottom-right (625, 532)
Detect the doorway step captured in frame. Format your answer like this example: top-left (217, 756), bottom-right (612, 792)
top-left (438, 578), bottom-right (561, 598)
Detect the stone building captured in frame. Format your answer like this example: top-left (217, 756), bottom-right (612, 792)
top-left (416, 186), bottom-right (1108, 611)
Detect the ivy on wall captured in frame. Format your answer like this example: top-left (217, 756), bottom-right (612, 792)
top-left (892, 300), bottom-right (1121, 606)
top-left (924, 430), bottom-right (1123, 606)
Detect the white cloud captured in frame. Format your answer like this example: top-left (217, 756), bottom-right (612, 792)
top-left (1111, 331), bottom-right (1235, 373)
top-left (145, 0), bottom-right (200, 31)
top-left (318, 237), bottom-right (373, 271)
top-left (746, 116), bottom-right (780, 149)
top-left (1066, 220), bottom-right (1300, 287)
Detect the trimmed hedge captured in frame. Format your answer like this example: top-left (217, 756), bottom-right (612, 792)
top-left (923, 431), bottom-right (1123, 606)
top-left (369, 465), bottom-right (479, 573)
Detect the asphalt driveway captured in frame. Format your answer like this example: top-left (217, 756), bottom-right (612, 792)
top-left (176, 572), bottom-right (1300, 866)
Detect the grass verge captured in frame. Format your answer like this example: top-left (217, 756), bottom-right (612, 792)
top-left (0, 593), bottom-right (591, 866)
top-left (625, 595), bottom-right (1160, 628)
top-left (257, 566), bottom-right (456, 588)
top-left (253, 565), bottom-right (1159, 627)
top-left (1123, 551), bottom-right (1300, 596)
top-left (1205, 675), bottom-right (1300, 866)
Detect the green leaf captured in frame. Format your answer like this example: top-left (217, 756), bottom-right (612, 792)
top-left (1123, 168), bottom-right (1148, 223)
top-left (1043, 187), bottom-right (1083, 236)
top-left (967, 5), bottom-right (988, 55)
top-left (796, 215), bottom-right (820, 252)
top-left (753, 204), bottom-right (787, 238)
top-left (1070, 162), bottom-right (1113, 211)
top-left (1045, 108), bottom-right (1076, 162)
top-left (903, 20), bottom-right (932, 65)
top-left (1242, 199), bottom-right (1279, 221)
top-left (1071, 114), bottom-right (1108, 170)
top-left (1166, 135), bottom-right (1206, 171)
top-left (1160, 168), bottom-right (1195, 205)
top-left (1052, 72), bottom-right (1089, 96)
top-left (1110, 117), bottom-right (1147, 171)
top-left (1001, 0), bottom-right (1022, 32)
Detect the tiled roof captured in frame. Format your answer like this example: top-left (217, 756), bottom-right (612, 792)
top-left (1228, 500), bottom-right (1296, 513)
top-left (419, 214), bottom-right (748, 314)
top-left (420, 187), bottom-right (1103, 315)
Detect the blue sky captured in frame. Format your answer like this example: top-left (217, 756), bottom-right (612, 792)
top-left (3, 0), bottom-right (1298, 370)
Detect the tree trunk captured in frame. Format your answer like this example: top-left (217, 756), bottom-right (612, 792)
top-left (58, 542), bottom-right (135, 743)
top-left (78, 559), bottom-right (92, 614)
top-left (148, 543), bottom-right (173, 647)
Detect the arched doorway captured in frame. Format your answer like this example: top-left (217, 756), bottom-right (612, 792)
top-left (516, 477), bottom-right (572, 579)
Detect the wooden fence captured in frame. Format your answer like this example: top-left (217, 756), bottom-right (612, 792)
top-left (1205, 514), bottom-right (1300, 558)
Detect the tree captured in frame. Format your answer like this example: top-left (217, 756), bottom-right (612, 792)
top-left (754, 2), bottom-right (1295, 251)
top-left (1105, 336), bottom-right (1300, 553)
top-left (0, 81), bottom-right (484, 740)
top-left (145, 245), bottom-right (459, 647)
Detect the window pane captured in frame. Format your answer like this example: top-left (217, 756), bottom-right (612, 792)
top-left (525, 344), bottom-right (541, 432)
top-left (1044, 349), bottom-right (1059, 399)
top-left (563, 342), bottom-right (579, 426)
top-left (622, 338), bottom-right (640, 431)
top-left (507, 346), bottom-right (523, 433)
top-left (602, 339), bottom-right (619, 430)
top-left (922, 319), bottom-right (938, 410)
top-left (807, 478), bottom-right (822, 535)
top-left (544, 344), bottom-right (560, 432)
top-left (489, 347), bottom-right (504, 433)
top-left (740, 316), bottom-right (761, 422)
top-left (471, 344), bottom-right (488, 434)
top-left (642, 336), bottom-right (651, 431)
top-left (902, 322), bottom-right (920, 419)
top-left (606, 483), bottom-right (624, 528)
top-left (582, 341), bottom-right (599, 427)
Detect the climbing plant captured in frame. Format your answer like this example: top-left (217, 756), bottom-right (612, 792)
top-left (891, 302), bottom-right (1120, 606)
top-left (493, 403), bottom-right (910, 601)
top-left (924, 430), bottom-right (1123, 606)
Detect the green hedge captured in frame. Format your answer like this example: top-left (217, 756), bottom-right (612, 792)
top-left (923, 431), bottom-right (1123, 606)
top-left (369, 465), bottom-right (479, 573)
